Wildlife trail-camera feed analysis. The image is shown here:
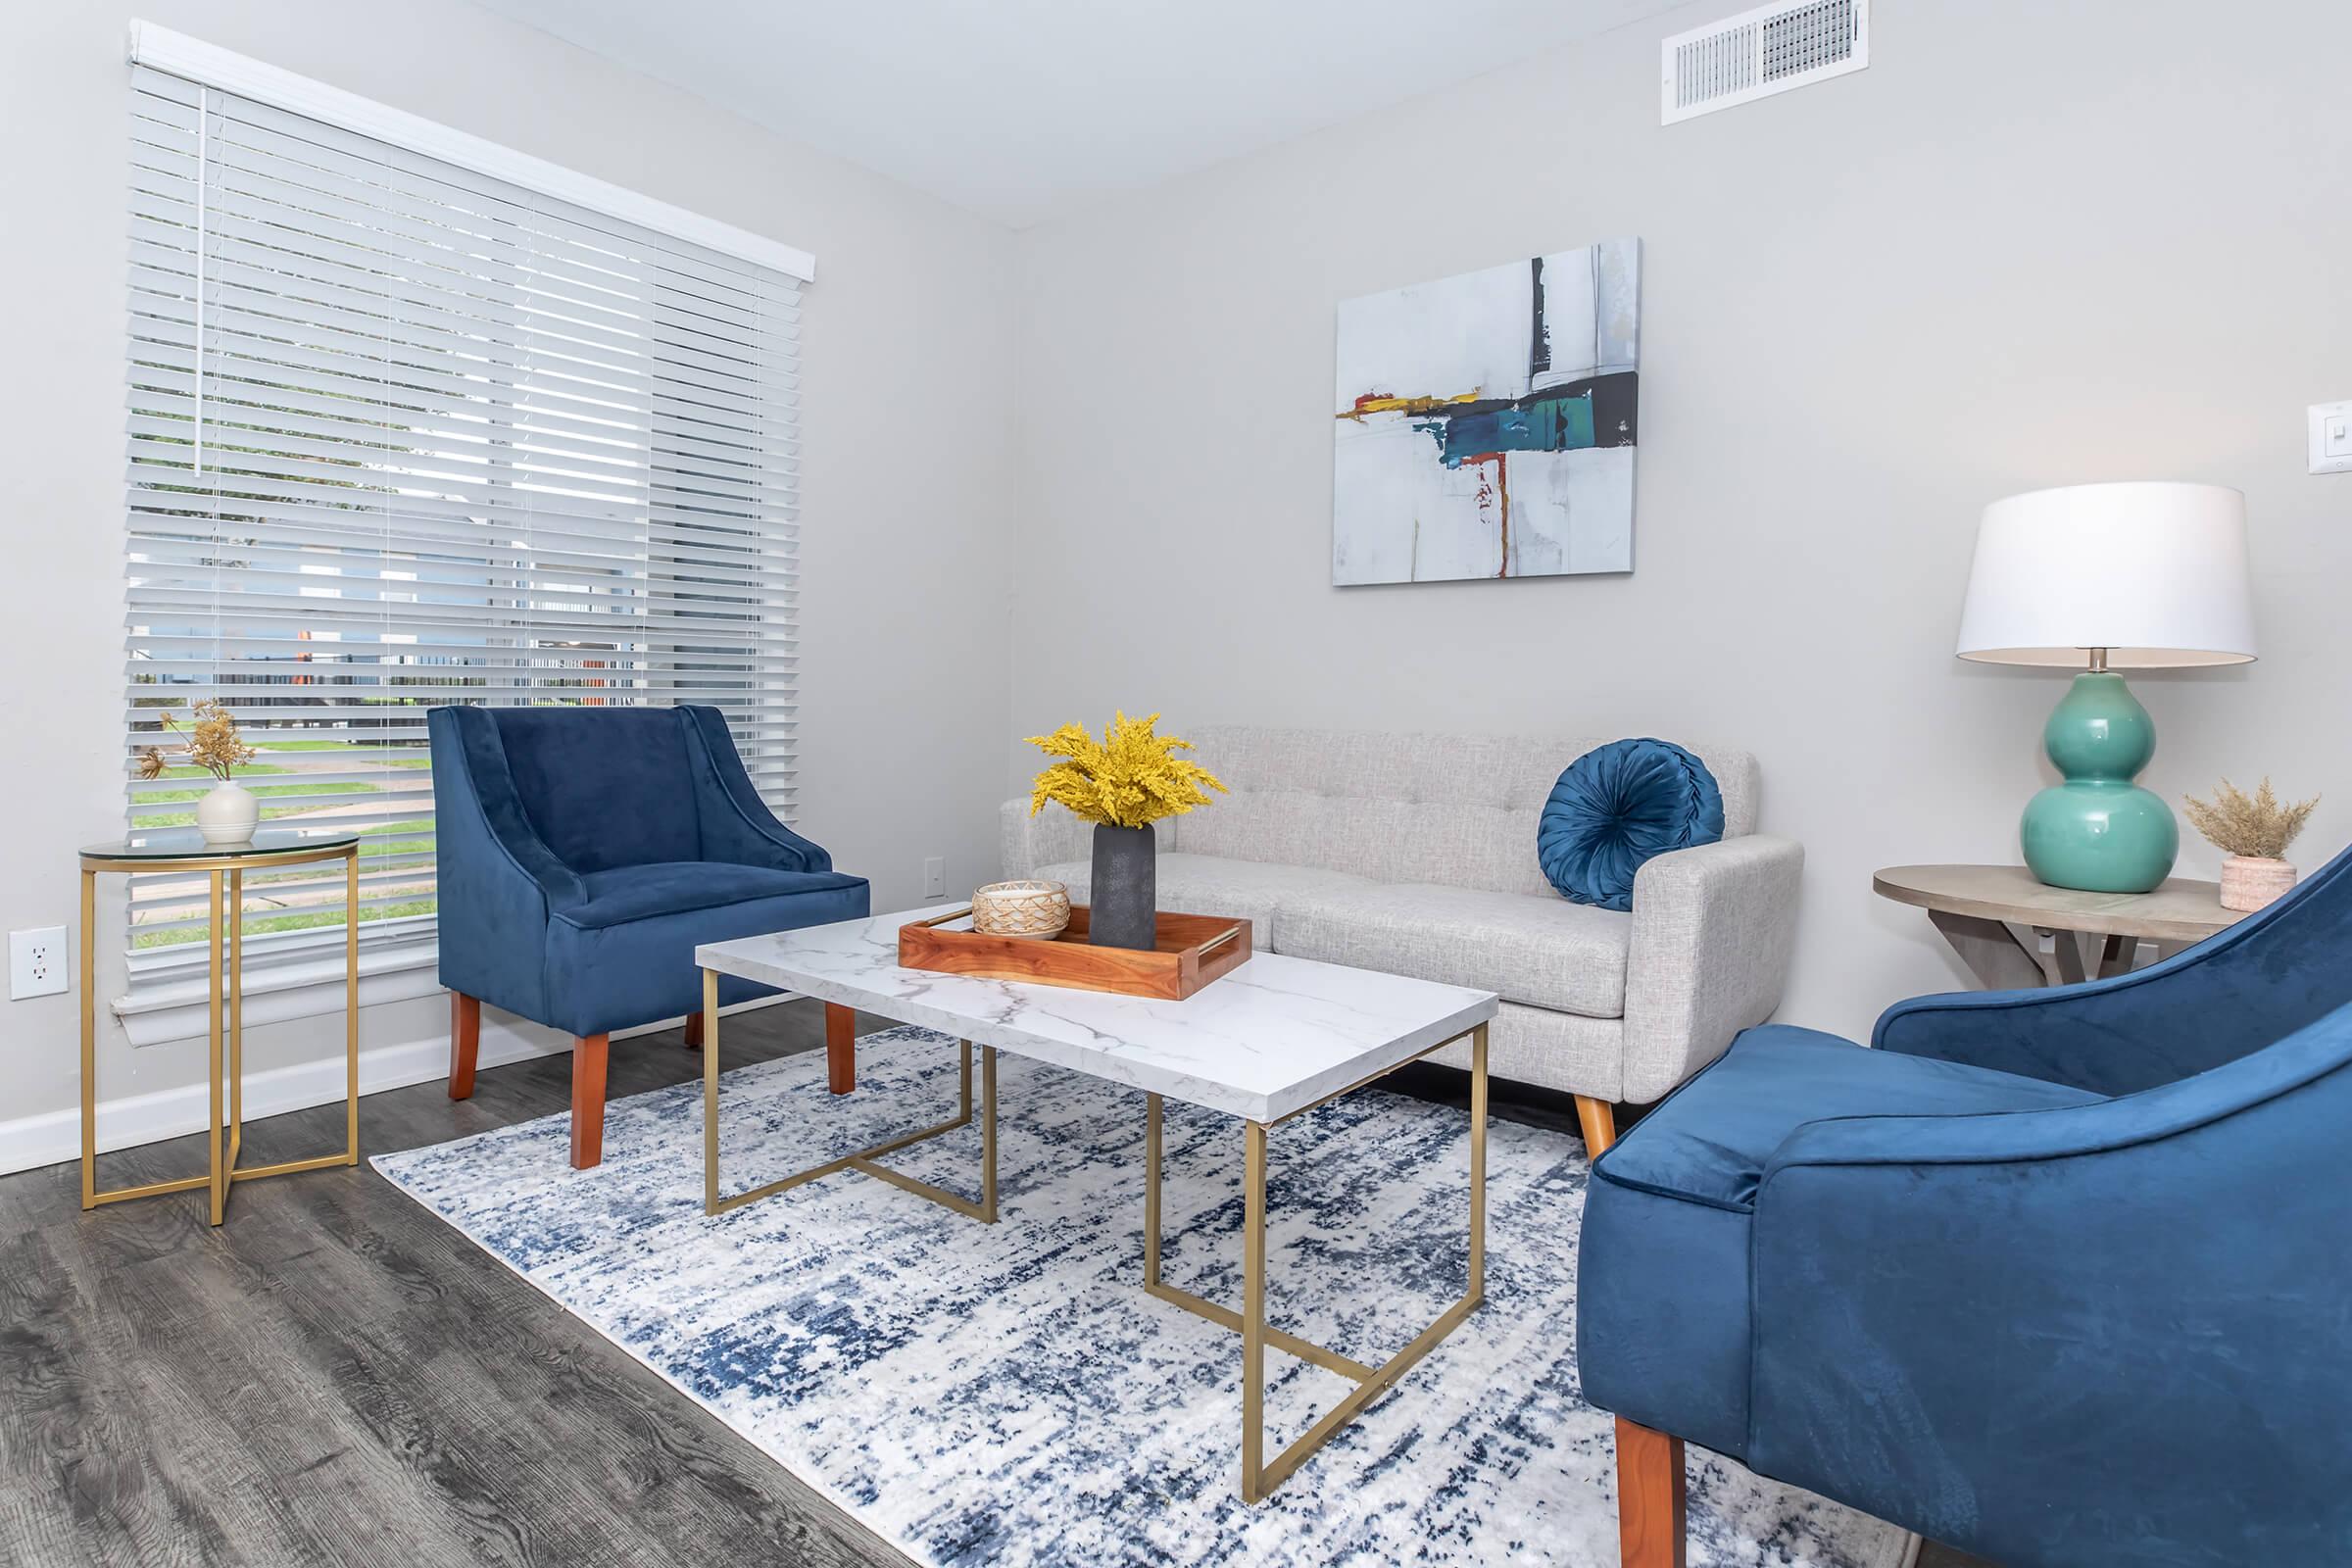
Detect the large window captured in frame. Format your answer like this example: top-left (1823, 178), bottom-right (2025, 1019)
top-left (122, 61), bottom-right (804, 993)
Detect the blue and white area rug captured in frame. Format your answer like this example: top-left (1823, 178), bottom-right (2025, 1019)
top-left (376, 1027), bottom-right (1915, 1568)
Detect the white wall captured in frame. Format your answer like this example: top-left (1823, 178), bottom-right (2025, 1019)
top-left (1007, 0), bottom-right (2352, 1045)
top-left (1, 0), bottom-right (1016, 1163)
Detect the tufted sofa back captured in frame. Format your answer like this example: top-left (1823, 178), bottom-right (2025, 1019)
top-left (1165, 725), bottom-right (1760, 897)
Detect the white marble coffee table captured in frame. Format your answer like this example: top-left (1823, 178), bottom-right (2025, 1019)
top-left (695, 906), bottom-right (1499, 1501)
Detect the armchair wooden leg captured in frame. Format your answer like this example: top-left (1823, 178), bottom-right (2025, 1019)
top-left (569, 1033), bottom-right (610, 1169)
top-left (1615, 1417), bottom-right (1687, 1568)
top-left (682, 1010), bottom-right (705, 1049)
top-left (1576, 1094), bottom-right (1618, 1157)
top-left (824, 1003), bottom-right (856, 1095)
top-left (448, 993), bottom-right (480, 1101)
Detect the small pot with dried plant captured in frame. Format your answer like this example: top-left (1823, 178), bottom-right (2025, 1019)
top-left (137, 701), bottom-right (263, 845)
top-left (1026, 711), bottom-right (1227, 951)
top-left (2181, 777), bottom-right (2321, 912)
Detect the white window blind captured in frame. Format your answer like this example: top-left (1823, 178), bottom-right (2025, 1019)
top-left (123, 64), bottom-right (802, 979)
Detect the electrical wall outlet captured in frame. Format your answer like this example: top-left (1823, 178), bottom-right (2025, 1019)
top-left (2312, 400), bottom-right (2352, 475)
top-left (923, 857), bottom-right (947, 899)
top-left (10, 926), bottom-right (70, 1000)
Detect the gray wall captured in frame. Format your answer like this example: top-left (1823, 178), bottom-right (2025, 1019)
top-left (2, 0), bottom-right (1016, 1148)
top-left (1008, 0), bottom-right (2352, 1044)
top-left (5, 0), bottom-right (2344, 1160)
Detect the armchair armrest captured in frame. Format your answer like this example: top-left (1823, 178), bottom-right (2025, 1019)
top-left (681, 706), bottom-right (832, 873)
top-left (1764, 1025), bottom-right (2323, 1178)
top-left (1619, 833), bottom-right (1805, 1102)
top-left (1001, 797), bottom-right (1092, 879)
top-left (1874, 848), bottom-right (2352, 1096)
top-left (427, 707), bottom-right (589, 1021)
top-left (429, 708), bottom-right (588, 913)
top-left (1743, 1015), bottom-right (2352, 1558)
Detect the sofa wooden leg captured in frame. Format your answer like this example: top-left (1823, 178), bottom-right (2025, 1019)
top-left (1576, 1094), bottom-right (1618, 1157)
top-left (448, 993), bottom-right (480, 1101)
top-left (1615, 1416), bottom-right (1687, 1568)
top-left (825, 1002), bottom-right (856, 1094)
top-left (682, 1009), bottom-right (705, 1049)
top-left (569, 1033), bottom-right (610, 1169)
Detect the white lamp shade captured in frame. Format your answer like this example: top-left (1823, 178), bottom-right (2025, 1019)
top-left (1954, 481), bottom-right (2257, 668)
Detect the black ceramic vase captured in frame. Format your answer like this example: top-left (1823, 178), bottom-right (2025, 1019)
top-left (1088, 823), bottom-right (1157, 951)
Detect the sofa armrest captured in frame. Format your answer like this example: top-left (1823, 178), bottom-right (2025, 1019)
top-left (1001, 798), bottom-right (1092, 879)
top-left (1619, 834), bottom-right (1804, 1102)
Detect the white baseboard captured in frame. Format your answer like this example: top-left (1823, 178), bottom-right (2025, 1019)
top-left (0, 993), bottom-right (796, 1178)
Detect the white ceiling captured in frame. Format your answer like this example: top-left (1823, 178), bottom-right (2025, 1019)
top-left (468, 0), bottom-right (1690, 227)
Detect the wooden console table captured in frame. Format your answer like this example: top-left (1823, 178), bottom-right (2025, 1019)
top-left (1873, 863), bottom-right (2248, 991)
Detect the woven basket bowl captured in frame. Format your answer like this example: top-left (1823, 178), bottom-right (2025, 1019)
top-left (2220, 856), bottom-right (2296, 913)
top-left (972, 879), bottom-right (1072, 940)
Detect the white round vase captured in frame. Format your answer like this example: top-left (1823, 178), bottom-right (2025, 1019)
top-left (196, 780), bottom-right (261, 845)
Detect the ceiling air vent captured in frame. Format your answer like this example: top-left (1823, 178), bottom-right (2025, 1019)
top-left (1661, 0), bottom-right (1869, 124)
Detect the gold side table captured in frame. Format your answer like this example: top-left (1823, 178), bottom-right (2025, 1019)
top-left (81, 828), bottom-right (364, 1226)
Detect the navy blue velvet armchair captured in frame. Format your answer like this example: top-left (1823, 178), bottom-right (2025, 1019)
top-left (429, 706), bottom-right (868, 1167)
top-left (1579, 844), bottom-right (2352, 1567)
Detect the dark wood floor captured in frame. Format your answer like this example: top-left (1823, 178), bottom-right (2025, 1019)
top-left (0, 999), bottom-right (1993, 1567)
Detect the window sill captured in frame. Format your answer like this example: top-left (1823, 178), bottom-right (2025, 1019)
top-left (115, 939), bottom-right (443, 1047)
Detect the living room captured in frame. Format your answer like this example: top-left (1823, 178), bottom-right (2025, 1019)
top-left (4, 0), bottom-right (2346, 1563)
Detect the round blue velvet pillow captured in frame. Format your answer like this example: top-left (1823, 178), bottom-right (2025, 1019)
top-left (1537, 739), bottom-right (1725, 911)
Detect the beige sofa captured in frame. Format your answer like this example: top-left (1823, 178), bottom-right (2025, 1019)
top-left (1001, 725), bottom-right (1803, 1142)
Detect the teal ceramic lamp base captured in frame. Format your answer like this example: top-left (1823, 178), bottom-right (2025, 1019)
top-left (2020, 671), bottom-right (2180, 894)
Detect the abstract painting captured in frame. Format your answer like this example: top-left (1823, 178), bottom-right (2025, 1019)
top-left (1333, 238), bottom-right (1641, 584)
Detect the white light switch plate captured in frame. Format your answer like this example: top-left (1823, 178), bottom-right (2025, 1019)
top-left (10, 926), bottom-right (70, 1000)
top-left (2312, 400), bottom-right (2352, 474)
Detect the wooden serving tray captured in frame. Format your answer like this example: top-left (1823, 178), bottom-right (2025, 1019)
top-left (898, 906), bottom-right (1252, 1001)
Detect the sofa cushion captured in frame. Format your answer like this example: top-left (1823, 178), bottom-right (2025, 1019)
top-left (1595, 1024), bottom-right (2105, 1212)
top-left (1274, 882), bottom-right (1631, 1017)
top-left (1537, 738), bottom-right (1724, 911)
top-left (1032, 853), bottom-right (1376, 951)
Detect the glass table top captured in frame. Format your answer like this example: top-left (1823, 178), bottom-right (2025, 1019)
top-left (81, 827), bottom-right (363, 863)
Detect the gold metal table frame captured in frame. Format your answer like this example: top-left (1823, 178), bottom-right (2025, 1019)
top-left (80, 840), bottom-right (362, 1227)
top-left (700, 968), bottom-right (999, 1222)
top-left (1150, 1021), bottom-right (1488, 1501)
top-left (697, 968), bottom-right (1487, 1501)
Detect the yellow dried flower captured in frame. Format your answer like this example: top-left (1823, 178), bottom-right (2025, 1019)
top-left (2182, 777), bottom-right (2319, 861)
top-left (1026, 711), bottom-right (1228, 830)
top-left (145, 701), bottom-right (259, 784)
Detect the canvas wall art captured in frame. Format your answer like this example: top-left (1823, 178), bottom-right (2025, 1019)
top-left (1333, 239), bottom-right (1641, 584)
